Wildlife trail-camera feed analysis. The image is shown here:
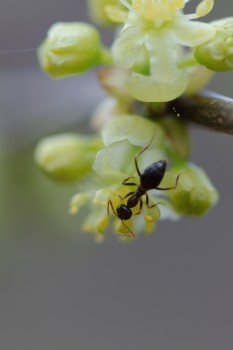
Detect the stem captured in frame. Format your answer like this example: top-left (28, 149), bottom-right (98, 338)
top-left (177, 56), bottom-right (198, 69)
top-left (167, 90), bottom-right (233, 136)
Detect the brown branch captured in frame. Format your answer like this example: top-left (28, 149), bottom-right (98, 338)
top-left (166, 90), bottom-right (233, 136)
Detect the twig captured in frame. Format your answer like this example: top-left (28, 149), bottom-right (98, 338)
top-left (167, 90), bottom-right (233, 136)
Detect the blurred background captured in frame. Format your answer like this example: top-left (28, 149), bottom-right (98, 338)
top-left (1, 1), bottom-right (233, 349)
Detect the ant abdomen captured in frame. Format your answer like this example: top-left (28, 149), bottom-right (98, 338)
top-left (140, 160), bottom-right (167, 191)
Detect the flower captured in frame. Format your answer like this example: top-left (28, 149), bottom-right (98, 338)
top-left (194, 17), bottom-right (233, 71)
top-left (38, 22), bottom-right (111, 78)
top-left (76, 115), bottom-right (166, 240)
top-left (110, 0), bottom-right (216, 102)
top-left (88, 0), bottom-right (121, 25)
top-left (35, 134), bottom-right (103, 182)
top-left (163, 162), bottom-right (219, 216)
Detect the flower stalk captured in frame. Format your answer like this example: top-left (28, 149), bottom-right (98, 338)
top-left (167, 90), bottom-right (233, 136)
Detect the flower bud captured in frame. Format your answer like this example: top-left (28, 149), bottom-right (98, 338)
top-left (87, 0), bottom-right (119, 25)
top-left (35, 134), bottom-right (102, 182)
top-left (38, 22), bottom-right (104, 77)
top-left (194, 18), bottom-right (233, 71)
top-left (166, 163), bottom-right (218, 216)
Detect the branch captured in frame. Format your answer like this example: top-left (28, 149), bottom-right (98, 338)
top-left (167, 90), bottom-right (233, 136)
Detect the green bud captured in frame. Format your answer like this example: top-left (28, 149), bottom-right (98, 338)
top-left (87, 0), bottom-right (119, 25)
top-left (166, 163), bottom-right (218, 216)
top-left (35, 133), bottom-right (103, 182)
top-left (38, 22), bottom-right (104, 78)
top-left (194, 18), bottom-right (233, 71)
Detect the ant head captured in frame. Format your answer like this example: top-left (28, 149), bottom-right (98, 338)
top-left (117, 204), bottom-right (132, 220)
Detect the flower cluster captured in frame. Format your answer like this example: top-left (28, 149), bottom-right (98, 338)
top-left (35, 113), bottom-right (218, 241)
top-left (35, 0), bottom-right (232, 241)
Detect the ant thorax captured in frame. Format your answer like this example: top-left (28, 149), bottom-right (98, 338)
top-left (127, 186), bottom-right (145, 209)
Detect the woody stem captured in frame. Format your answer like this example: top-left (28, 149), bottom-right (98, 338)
top-left (167, 90), bottom-right (233, 136)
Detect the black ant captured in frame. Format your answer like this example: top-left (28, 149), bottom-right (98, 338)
top-left (107, 138), bottom-right (180, 238)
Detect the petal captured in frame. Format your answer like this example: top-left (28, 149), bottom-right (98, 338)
top-left (171, 19), bottom-right (216, 47)
top-left (69, 192), bottom-right (89, 214)
top-left (112, 26), bottom-right (149, 70)
top-left (101, 114), bottom-right (165, 148)
top-left (93, 141), bottom-right (130, 182)
top-left (145, 29), bottom-right (180, 82)
top-left (127, 70), bottom-right (189, 102)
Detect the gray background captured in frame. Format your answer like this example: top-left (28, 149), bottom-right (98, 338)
top-left (1, 1), bottom-right (233, 349)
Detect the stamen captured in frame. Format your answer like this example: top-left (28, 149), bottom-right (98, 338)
top-left (175, 0), bottom-right (185, 9)
top-left (144, 0), bottom-right (154, 20)
top-left (132, 0), bottom-right (142, 11)
top-left (105, 5), bottom-right (128, 23)
top-left (179, 0), bottom-right (214, 20)
top-left (196, 0), bottom-right (214, 17)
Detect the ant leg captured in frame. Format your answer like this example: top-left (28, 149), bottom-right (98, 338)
top-left (156, 173), bottom-right (181, 191)
top-left (117, 191), bottom-right (134, 201)
top-left (118, 221), bottom-right (136, 239)
top-left (145, 193), bottom-right (163, 208)
top-left (145, 193), bottom-right (150, 207)
top-left (122, 176), bottom-right (137, 186)
top-left (107, 200), bottom-right (117, 216)
top-left (145, 193), bottom-right (155, 208)
top-left (134, 136), bottom-right (155, 177)
top-left (134, 198), bottom-right (143, 215)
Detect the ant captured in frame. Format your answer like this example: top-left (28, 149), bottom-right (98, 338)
top-left (107, 137), bottom-right (180, 238)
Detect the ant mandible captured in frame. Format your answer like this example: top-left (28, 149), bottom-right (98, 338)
top-left (107, 137), bottom-right (180, 238)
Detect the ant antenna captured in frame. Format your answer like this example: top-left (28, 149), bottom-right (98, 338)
top-left (133, 134), bottom-right (155, 177)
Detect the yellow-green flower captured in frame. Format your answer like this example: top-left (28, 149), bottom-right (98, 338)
top-left (67, 115), bottom-right (166, 240)
top-left (38, 22), bottom-right (111, 78)
top-left (35, 134), bottom-right (103, 182)
top-left (194, 17), bottom-right (233, 71)
top-left (110, 0), bottom-right (216, 102)
top-left (164, 162), bottom-right (219, 216)
top-left (88, 0), bottom-right (120, 25)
